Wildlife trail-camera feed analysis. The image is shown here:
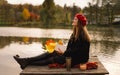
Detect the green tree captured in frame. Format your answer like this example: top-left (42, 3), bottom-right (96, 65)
top-left (9, 9), bottom-right (15, 24)
top-left (88, 2), bottom-right (93, 25)
top-left (0, 0), bottom-right (15, 25)
top-left (28, 4), bottom-right (33, 12)
top-left (65, 12), bottom-right (71, 25)
top-left (54, 5), bottom-right (65, 24)
top-left (71, 3), bottom-right (79, 19)
top-left (17, 4), bottom-right (23, 12)
top-left (92, 0), bottom-right (101, 25)
top-left (40, 0), bottom-right (56, 26)
top-left (0, 0), bottom-right (8, 24)
top-left (113, 0), bottom-right (120, 15)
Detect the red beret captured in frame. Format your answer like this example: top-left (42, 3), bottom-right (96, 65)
top-left (75, 13), bottom-right (87, 26)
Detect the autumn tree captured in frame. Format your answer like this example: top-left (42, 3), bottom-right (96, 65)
top-left (22, 8), bottom-right (30, 21)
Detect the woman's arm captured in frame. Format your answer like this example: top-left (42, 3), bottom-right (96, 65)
top-left (64, 41), bottom-right (90, 57)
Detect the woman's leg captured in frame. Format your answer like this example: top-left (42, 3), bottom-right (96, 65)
top-left (26, 52), bottom-right (51, 61)
top-left (13, 55), bottom-right (53, 69)
top-left (13, 52), bottom-right (57, 69)
top-left (25, 51), bottom-right (58, 62)
top-left (29, 57), bottom-right (54, 66)
top-left (13, 52), bottom-right (50, 69)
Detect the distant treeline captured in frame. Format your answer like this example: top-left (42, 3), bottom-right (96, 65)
top-left (0, 0), bottom-right (120, 28)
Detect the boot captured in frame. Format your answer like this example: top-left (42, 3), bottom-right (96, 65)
top-left (13, 52), bottom-right (50, 69)
top-left (13, 52), bottom-right (54, 69)
top-left (13, 55), bottom-right (28, 70)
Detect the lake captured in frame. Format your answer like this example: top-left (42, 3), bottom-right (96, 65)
top-left (0, 27), bottom-right (120, 75)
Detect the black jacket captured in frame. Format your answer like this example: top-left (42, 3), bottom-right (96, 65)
top-left (54, 34), bottom-right (90, 66)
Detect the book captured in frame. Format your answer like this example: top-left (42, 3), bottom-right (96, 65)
top-left (55, 44), bottom-right (67, 53)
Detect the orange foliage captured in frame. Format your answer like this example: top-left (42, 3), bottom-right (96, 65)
top-left (30, 12), bottom-right (40, 21)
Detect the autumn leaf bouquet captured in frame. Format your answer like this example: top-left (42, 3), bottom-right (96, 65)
top-left (45, 39), bottom-right (63, 53)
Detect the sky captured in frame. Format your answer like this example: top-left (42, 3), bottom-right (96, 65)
top-left (7, 0), bottom-right (92, 9)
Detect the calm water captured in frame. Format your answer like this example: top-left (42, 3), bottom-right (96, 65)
top-left (0, 27), bottom-right (120, 75)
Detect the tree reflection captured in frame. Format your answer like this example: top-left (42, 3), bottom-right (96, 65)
top-left (102, 27), bottom-right (114, 41)
top-left (0, 37), bottom-right (40, 48)
top-left (100, 41), bottom-right (119, 55)
top-left (0, 36), bottom-right (119, 57)
top-left (0, 37), bottom-right (68, 49)
top-left (91, 41), bottom-right (120, 56)
top-left (0, 37), bottom-right (11, 48)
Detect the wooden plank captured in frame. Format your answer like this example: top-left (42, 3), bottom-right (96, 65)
top-left (20, 56), bottom-right (109, 75)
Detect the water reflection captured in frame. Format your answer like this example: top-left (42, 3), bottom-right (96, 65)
top-left (100, 41), bottom-right (120, 55)
top-left (102, 28), bottom-right (114, 41)
top-left (0, 37), bottom-right (11, 48)
top-left (91, 41), bottom-right (120, 56)
top-left (0, 37), bottom-right (38, 48)
top-left (90, 27), bottom-right (120, 42)
top-left (0, 36), bottom-right (119, 57)
top-left (0, 37), bottom-right (69, 50)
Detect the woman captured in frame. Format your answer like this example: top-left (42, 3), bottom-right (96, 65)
top-left (13, 13), bottom-right (91, 70)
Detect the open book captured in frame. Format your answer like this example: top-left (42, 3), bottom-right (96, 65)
top-left (54, 44), bottom-right (67, 53)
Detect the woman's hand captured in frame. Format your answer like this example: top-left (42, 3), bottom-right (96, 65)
top-left (56, 48), bottom-right (63, 55)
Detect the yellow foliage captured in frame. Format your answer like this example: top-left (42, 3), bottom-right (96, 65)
top-left (45, 39), bottom-right (56, 53)
top-left (45, 39), bottom-right (64, 53)
top-left (23, 37), bottom-right (29, 43)
top-left (22, 8), bottom-right (30, 20)
top-left (45, 43), bottom-right (56, 53)
top-left (58, 40), bottom-right (63, 45)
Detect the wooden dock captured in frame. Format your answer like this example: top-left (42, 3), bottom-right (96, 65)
top-left (20, 56), bottom-right (109, 75)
